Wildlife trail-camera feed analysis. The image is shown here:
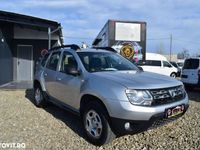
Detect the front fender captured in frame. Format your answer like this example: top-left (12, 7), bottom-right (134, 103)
top-left (79, 77), bottom-right (128, 115)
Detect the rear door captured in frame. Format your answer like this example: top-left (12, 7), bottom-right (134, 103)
top-left (44, 51), bottom-right (61, 98)
top-left (182, 58), bottom-right (200, 84)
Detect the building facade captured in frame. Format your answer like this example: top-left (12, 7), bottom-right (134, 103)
top-left (0, 11), bottom-right (63, 88)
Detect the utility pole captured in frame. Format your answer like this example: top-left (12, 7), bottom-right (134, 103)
top-left (48, 27), bottom-right (51, 50)
top-left (170, 34), bottom-right (172, 61)
top-left (48, 26), bottom-right (62, 50)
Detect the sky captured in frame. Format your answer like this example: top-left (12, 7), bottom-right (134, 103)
top-left (0, 0), bottom-right (200, 55)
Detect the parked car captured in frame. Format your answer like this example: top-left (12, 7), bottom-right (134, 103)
top-left (170, 61), bottom-right (181, 77)
top-left (181, 58), bottom-right (200, 88)
top-left (34, 46), bottom-right (189, 145)
top-left (140, 53), bottom-right (178, 78)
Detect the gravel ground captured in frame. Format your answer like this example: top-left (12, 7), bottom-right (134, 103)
top-left (0, 89), bottom-right (200, 150)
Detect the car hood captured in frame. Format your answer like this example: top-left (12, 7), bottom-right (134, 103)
top-left (91, 71), bottom-right (182, 89)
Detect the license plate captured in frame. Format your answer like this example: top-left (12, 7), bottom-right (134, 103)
top-left (166, 105), bottom-right (185, 118)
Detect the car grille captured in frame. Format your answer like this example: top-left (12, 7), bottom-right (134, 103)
top-left (150, 86), bottom-right (186, 106)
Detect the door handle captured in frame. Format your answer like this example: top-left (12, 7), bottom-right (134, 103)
top-left (56, 77), bottom-right (62, 81)
top-left (44, 73), bottom-right (48, 77)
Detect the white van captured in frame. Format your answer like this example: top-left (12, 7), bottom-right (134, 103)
top-left (140, 53), bottom-right (178, 77)
top-left (181, 58), bottom-right (200, 87)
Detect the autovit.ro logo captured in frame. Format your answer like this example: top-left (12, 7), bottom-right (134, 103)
top-left (0, 142), bottom-right (26, 149)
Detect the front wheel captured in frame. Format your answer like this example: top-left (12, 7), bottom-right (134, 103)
top-left (82, 101), bottom-right (115, 145)
top-left (170, 72), bottom-right (177, 78)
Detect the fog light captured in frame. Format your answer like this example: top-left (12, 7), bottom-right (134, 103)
top-left (124, 122), bottom-right (130, 130)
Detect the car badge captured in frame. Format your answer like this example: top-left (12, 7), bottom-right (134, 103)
top-left (169, 89), bottom-right (176, 98)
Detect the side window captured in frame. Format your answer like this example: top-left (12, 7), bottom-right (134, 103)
top-left (151, 60), bottom-right (161, 66)
top-left (41, 53), bottom-right (50, 67)
top-left (163, 61), bottom-right (172, 68)
top-left (60, 52), bottom-right (78, 74)
top-left (145, 60), bottom-right (161, 66)
top-left (46, 52), bottom-right (61, 71)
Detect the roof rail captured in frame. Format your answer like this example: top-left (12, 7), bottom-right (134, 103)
top-left (92, 47), bottom-right (117, 53)
top-left (49, 44), bottom-right (81, 51)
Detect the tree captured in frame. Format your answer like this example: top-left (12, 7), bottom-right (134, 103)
top-left (191, 51), bottom-right (200, 57)
top-left (177, 49), bottom-right (190, 59)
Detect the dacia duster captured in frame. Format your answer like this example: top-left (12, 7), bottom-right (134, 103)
top-left (34, 45), bottom-right (189, 145)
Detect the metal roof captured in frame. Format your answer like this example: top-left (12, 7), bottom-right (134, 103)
top-left (0, 10), bottom-right (59, 29)
top-left (0, 10), bottom-right (63, 43)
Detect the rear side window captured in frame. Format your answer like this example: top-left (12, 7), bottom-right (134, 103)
top-left (41, 53), bottom-right (50, 67)
top-left (183, 59), bottom-right (199, 69)
top-left (145, 60), bottom-right (161, 66)
top-left (46, 52), bottom-right (61, 71)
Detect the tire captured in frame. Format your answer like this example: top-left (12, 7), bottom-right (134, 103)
top-left (82, 101), bottom-right (115, 146)
top-left (34, 84), bottom-right (47, 107)
top-left (170, 72), bottom-right (177, 78)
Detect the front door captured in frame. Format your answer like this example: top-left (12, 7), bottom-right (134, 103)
top-left (162, 60), bottom-right (174, 76)
top-left (17, 45), bottom-right (33, 81)
top-left (54, 51), bottom-right (82, 109)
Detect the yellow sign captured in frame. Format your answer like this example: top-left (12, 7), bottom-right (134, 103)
top-left (120, 44), bottom-right (135, 59)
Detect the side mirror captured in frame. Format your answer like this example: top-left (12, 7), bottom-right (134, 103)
top-left (137, 66), bottom-right (143, 71)
top-left (67, 67), bottom-right (81, 76)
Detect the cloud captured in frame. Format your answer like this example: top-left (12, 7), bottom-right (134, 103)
top-left (0, 0), bottom-right (200, 54)
top-left (20, 0), bottom-right (88, 8)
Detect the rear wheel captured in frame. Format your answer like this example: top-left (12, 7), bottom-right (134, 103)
top-left (82, 101), bottom-right (115, 145)
top-left (34, 85), bottom-right (47, 107)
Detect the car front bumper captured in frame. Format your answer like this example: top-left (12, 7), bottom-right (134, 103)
top-left (110, 104), bottom-right (189, 135)
top-left (107, 94), bottom-right (189, 121)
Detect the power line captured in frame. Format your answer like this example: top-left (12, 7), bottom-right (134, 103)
top-left (173, 38), bottom-right (200, 45)
top-left (62, 35), bottom-right (200, 46)
top-left (63, 35), bottom-right (171, 41)
top-left (147, 38), bottom-right (170, 40)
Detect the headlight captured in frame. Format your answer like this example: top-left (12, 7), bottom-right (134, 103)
top-left (181, 84), bottom-right (186, 93)
top-left (125, 89), bottom-right (153, 106)
top-left (177, 85), bottom-right (186, 96)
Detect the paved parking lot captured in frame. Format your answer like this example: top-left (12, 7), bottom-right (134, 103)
top-left (0, 89), bottom-right (200, 150)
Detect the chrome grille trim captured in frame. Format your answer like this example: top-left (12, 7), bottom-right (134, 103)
top-left (150, 86), bottom-right (185, 106)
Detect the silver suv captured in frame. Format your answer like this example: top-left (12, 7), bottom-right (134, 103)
top-left (34, 45), bottom-right (189, 145)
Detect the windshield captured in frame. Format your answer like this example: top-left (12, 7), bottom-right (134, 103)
top-left (170, 62), bottom-right (178, 68)
top-left (77, 52), bottom-right (138, 72)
